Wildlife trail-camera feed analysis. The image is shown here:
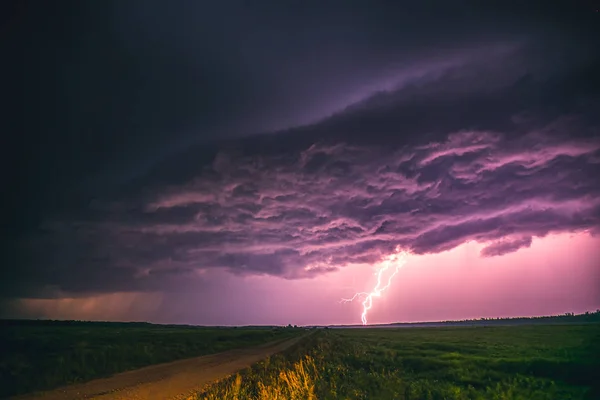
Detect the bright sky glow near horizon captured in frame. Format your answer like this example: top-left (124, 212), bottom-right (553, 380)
top-left (5, 232), bottom-right (599, 326)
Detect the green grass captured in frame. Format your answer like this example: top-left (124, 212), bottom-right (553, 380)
top-left (196, 324), bottom-right (600, 400)
top-left (0, 321), bottom-right (302, 398)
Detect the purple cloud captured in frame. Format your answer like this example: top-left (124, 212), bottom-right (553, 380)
top-left (480, 236), bottom-right (533, 257)
top-left (12, 116), bottom-right (598, 296)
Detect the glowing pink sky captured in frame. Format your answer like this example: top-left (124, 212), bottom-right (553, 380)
top-left (7, 231), bottom-right (598, 326)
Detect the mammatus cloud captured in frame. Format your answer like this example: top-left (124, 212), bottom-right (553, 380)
top-left (11, 117), bottom-right (598, 296)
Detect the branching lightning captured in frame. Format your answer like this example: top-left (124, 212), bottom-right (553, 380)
top-left (341, 249), bottom-right (408, 325)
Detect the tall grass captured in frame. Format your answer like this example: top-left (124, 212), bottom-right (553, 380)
top-left (196, 333), bottom-right (325, 400)
top-left (199, 356), bottom-right (318, 400)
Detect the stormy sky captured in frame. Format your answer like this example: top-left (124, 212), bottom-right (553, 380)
top-left (2, 0), bottom-right (599, 325)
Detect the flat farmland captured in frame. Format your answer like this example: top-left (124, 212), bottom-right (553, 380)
top-left (197, 324), bottom-right (600, 400)
top-left (3, 321), bottom-right (598, 399)
top-left (0, 320), bottom-right (302, 398)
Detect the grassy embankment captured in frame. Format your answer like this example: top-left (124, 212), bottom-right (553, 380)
top-left (0, 320), bottom-right (302, 398)
top-left (196, 324), bottom-right (600, 400)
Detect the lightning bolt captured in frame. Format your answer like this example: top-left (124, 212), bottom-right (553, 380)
top-left (341, 249), bottom-right (408, 325)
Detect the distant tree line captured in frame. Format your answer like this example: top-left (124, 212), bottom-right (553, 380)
top-left (437, 310), bottom-right (600, 324)
top-left (0, 319), bottom-right (289, 329)
top-left (2, 310), bottom-right (598, 329)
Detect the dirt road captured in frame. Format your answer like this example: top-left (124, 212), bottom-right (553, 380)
top-left (14, 334), bottom-right (308, 400)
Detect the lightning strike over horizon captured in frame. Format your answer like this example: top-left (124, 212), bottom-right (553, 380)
top-left (341, 249), bottom-right (409, 325)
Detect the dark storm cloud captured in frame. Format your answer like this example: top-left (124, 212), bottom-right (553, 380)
top-left (7, 106), bottom-right (600, 295)
top-left (2, 1), bottom-right (599, 298)
top-left (4, 1), bottom-right (598, 201)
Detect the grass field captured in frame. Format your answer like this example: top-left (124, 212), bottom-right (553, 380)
top-left (196, 324), bottom-right (600, 400)
top-left (0, 320), bottom-right (302, 398)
